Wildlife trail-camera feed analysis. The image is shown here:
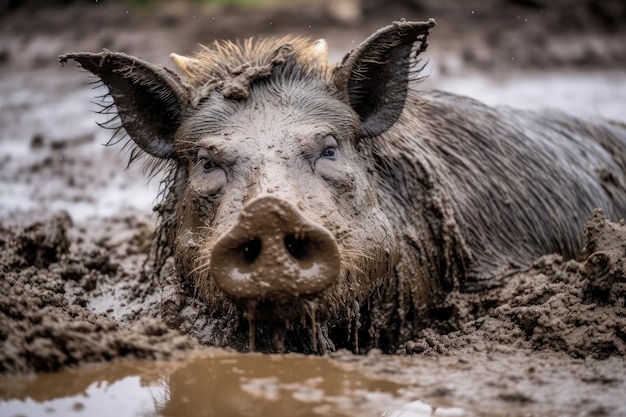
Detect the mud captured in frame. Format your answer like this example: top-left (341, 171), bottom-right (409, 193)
top-left (0, 212), bottom-right (199, 374)
top-left (1, 1), bottom-right (626, 415)
top-left (0, 353), bottom-right (472, 417)
top-left (2, 207), bottom-right (624, 373)
top-left (404, 209), bottom-right (626, 360)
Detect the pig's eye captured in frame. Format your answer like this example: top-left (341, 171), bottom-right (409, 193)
top-left (320, 147), bottom-right (337, 160)
top-left (192, 157), bottom-right (227, 198)
top-left (202, 159), bottom-right (219, 172)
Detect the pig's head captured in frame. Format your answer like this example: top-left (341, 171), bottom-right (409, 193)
top-left (60, 19), bottom-right (435, 353)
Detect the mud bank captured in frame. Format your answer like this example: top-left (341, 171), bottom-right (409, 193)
top-left (0, 212), bottom-right (198, 374)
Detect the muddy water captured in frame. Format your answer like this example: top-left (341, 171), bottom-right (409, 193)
top-left (3, 350), bottom-right (626, 417)
top-left (3, 349), bottom-right (626, 417)
top-left (0, 352), bottom-right (468, 417)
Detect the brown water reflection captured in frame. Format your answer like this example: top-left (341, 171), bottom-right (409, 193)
top-left (0, 351), bottom-right (463, 417)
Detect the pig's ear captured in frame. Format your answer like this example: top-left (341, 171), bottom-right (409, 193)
top-left (60, 50), bottom-right (190, 159)
top-left (332, 19), bottom-right (435, 138)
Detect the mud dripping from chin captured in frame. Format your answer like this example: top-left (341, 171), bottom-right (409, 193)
top-left (246, 301), bottom-right (257, 352)
top-left (244, 300), bottom-right (320, 354)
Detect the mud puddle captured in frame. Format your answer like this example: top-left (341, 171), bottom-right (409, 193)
top-left (3, 350), bottom-right (625, 417)
top-left (0, 352), bottom-right (466, 417)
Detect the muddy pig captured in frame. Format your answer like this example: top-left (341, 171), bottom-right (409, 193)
top-left (60, 19), bottom-right (626, 354)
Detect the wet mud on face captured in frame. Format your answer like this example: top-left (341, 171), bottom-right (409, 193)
top-left (1, 0), bottom-right (626, 415)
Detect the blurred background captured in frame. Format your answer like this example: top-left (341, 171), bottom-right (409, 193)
top-left (2, 0), bottom-right (625, 69)
top-left (0, 0), bottom-right (625, 223)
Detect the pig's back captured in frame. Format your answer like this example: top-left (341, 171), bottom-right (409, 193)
top-left (398, 90), bottom-right (626, 289)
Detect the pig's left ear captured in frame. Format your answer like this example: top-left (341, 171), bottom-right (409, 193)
top-left (332, 19), bottom-right (435, 138)
top-left (60, 50), bottom-right (190, 159)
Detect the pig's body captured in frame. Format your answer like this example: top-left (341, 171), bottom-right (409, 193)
top-left (61, 19), bottom-right (626, 353)
top-left (378, 90), bottom-right (626, 293)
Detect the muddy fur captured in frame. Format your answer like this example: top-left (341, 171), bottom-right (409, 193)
top-left (172, 37), bottom-right (332, 102)
top-left (375, 92), bottom-right (626, 292)
top-left (60, 19), bottom-right (626, 354)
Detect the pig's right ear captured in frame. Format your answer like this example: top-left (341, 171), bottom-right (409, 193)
top-left (332, 19), bottom-right (435, 138)
top-left (60, 50), bottom-right (190, 159)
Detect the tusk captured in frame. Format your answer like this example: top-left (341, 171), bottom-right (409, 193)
top-left (309, 39), bottom-right (328, 64)
top-left (169, 52), bottom-right (201, 81)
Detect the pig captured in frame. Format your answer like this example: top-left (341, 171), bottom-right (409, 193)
top-left (60, 19), bottom-right (626, 354)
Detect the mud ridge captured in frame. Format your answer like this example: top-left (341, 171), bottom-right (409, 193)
top-left (404, 209), bottom-right (626, 360)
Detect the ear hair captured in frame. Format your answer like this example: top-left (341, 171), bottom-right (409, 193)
top-left (60, 49), bottom-right (191, 160)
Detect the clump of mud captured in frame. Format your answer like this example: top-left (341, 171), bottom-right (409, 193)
top-left (0, 212), bottom-right (198, 374)
top-left (406, 209), bottom-right (626, 360)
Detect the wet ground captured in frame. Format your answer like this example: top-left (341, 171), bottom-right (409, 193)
top-left (1, 1), bottom-right (626, 416)
top-left (2, 350), bottom-right (626, 416)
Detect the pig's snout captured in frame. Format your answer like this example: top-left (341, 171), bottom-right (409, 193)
top-left (209, 196), bottom-right (341, 300)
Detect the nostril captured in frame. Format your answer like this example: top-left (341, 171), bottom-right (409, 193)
top-left (284, 235), bottom-right (313, 261)
top-left (238, 238), bottom-right (262, 265)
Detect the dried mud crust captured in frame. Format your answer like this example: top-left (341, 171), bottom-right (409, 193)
top-left (0, 212), bottom-right (198, 374)
top-left (405, 209), bottom-right (626, 360)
